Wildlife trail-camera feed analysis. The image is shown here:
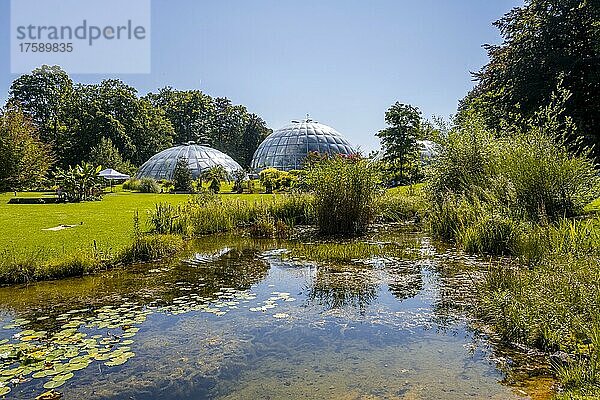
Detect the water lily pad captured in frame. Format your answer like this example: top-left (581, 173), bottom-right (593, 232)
top-left (104, 357), bottom-right (128, 366)
top-left (43, 380), bottom-right (65, 389)
top-left (32, 371), bottom-right (48, 378)
top-left (66, 362), bottom-right (88, 372)
top-left (35, 389), bottom-right (62, 400)
top-left (52, 372), bottom-right (73, 382)
top-left (0, 386), bottom-right (10, 395)
top-left (94, 353), bottom-right (112, 361)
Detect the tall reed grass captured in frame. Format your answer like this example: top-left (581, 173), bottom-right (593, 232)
top-left (306, 155), bottom-right (382, 236)
top-left (148, 192), bottom-right (314, 237)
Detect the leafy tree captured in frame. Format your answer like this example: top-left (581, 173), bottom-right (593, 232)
top-left (131, 99), bottom-right (175, 165)
top-left (259, 168), bottom-right (284, 194)
top-left (87, 136), bottom-right (137, 177)
top-left (376, 102), bottom-right (422, 184)
top-left (145, 88), bottom-right (270, 168)
top-left (145, 87), bottom-right (214, 145)
top-left (0, 105), bottom-right (52, 191)
top-left (240, 114), bottom-right (271, 167)
top-left (8, 65), bottom-right (73, 149)
top-left (88, 137), bottom-right (124, 170)
top-left (461, 0), bottom-right (600, 159)
top-left (65, 80), bottom-right (174, 167)
top-left (7, 68), bottom-right (267, 171)
top-left (172, 157), bottom-right (193, 192)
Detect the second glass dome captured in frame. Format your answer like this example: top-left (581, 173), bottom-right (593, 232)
top-left (136, 143), bottom-right (242, 180)
top-left (251, 119), bottom-right (355, 171)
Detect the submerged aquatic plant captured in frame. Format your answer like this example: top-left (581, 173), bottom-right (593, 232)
top-left (286, 241), bottom-right (414, 262)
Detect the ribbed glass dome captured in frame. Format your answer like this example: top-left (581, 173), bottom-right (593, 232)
top-left (251, 119), bottom-right (355, 171)
top-left (136, 143), bottom-right (242, 180)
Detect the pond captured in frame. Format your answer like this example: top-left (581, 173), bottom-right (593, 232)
top-left (0, 226), bottom-right (554, 399)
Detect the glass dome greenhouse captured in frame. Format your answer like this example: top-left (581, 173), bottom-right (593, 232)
top-left (136, 143), bottom-right (243, 180)
top-left (251, 119), bottom-right (356, 172)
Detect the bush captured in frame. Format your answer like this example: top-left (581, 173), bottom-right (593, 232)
top-left (306, 155), bottom-right (382, 236)
top-left (426, 115), bottom-right (496, 205)
top-left (427, 115), bottom-right (600, 222)
top-left (248, 213), bottom-right (291, 238)
top-left (458, 213), bottom-right (522, 255)
top-left (377, 190), bottom-right (428, 222)
top-left (200, 166), bottom-right (227, 194)
top-left (123, 178), bottom-right (141, 191)
top-left (259, 168), bottom-right (284, 194)
top-left (139, 177), bottom-right (161, 193)
top-left (426, 195), bottom-right (479, 241)
top-left (426, 111), bottom-right (600, 255)
top-left (54, 162), bottom-right (103, 202)
top-left (497, 129), bottom-right (600, 220)
top-left (232, 169), bottom-right (246, 194)
top-left (118, 234), bottom-right (184, 264)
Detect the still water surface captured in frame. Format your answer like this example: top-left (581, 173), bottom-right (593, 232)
top-left (0, 227), bottom-right (553, 399)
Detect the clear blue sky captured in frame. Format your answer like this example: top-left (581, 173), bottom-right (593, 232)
top-left (0, 0), bottom-right (522, 152)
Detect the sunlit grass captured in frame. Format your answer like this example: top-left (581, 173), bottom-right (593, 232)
top-left (585, 196), bottom-right (600, 214)
top-left (0, 191), bottom-right (266, 263)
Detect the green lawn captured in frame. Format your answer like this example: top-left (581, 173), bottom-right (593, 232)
top-left (386, 183), bottom-right (425, 196)
top-left (0, 190), bottom-right (266, 262)
top-left (585, 196), bottom-right (600, 213)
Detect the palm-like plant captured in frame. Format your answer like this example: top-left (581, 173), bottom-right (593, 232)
top-left (55, 162), bottom-right (102, 202)
top-left (200, 166), bottom-right (228, 193)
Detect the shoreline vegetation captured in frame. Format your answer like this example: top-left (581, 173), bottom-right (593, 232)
top-left (0, 185), bottom-right (426, 285)
top-left (423, 108), bottom-right (600, 399)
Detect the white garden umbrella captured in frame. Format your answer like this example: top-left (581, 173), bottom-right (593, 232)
top-left (99, 168), bottom-right (130, 191)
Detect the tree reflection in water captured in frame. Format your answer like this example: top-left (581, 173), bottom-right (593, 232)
top-left (306, 264), bottom-right (378, 312)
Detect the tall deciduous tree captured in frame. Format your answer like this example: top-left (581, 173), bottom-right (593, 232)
top-left (0, 105), bottom-right (52, 191)
top-left (145, 88), bottom-right (270, 168)
top-left (9, 65), bottom-right (73, 152)
top-left (7, 67), bottom-right (268, 170)
top-left (145, 87), bottom-right (214, 145)
top-left (376, 102), bottom-right (422, 184)
top-left (64, 80), bottom-right (174, 167)
top-left (461, 0), bottom-right (600, 159)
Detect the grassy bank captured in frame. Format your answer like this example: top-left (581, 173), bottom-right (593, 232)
top-left (0, 183), bottom-right (425, 284)
top-left (0, 191), bottom-right (266, 257)
top-left (428, 202), bottom-right (600, 399)
top-left (0, 191), bottom-right (268, 283)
